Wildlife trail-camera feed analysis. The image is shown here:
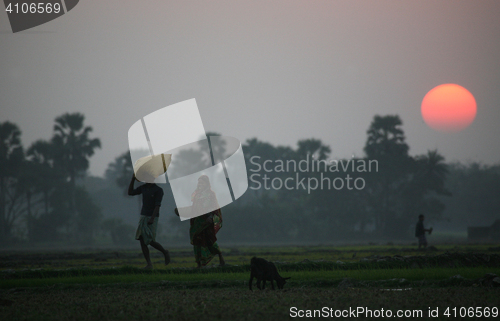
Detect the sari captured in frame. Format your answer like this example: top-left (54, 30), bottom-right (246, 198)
top-left (189, 176), bottom-right (223, 266)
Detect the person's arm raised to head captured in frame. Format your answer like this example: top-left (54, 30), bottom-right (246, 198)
top-left (128, 173), bottom-right (140, 196)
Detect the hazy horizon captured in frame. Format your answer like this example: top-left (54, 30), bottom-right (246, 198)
top-left (2, 1), bottom-right (499, 177)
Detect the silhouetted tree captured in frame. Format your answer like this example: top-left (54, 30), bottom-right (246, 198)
top-left (52, 113), bottom-right (101, 188)
top-left (0, 122), bottom-right (24, 243)
top-left (401, 150), bottom-right (451, 232)
top-left (296, 138), bottom-right (331, 161)
top-left (441, 163), bottom-right (500, 229)
top-left (16, 157), bottom-right (38, 241)
top-left (26, 140), bottom-right (59, 217)
top-left (74, 186), bottom-right (102, 244)
top-left (415, 150), bottom-right (450, 195)
top-left (51, 113), bottom-right (101, 238)
top-left (23, 140), bottom-right (67, 242)
top-left (363, 116), bottom-right (451, 238)
top-left (105, 151), bottom-right (133, 195)
top-left (101, 217), bottom-right (135, 245)
top-left (363, 115), bottom-right (413, 236)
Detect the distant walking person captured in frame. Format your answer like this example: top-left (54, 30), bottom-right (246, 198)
top-left (129, 173), bottom-right (170, 269)
top-left (415, 214), bottom-right (433, 249)
top-left (175, 175), bottom-right (225, 268)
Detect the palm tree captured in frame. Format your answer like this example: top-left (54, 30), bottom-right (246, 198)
top-left (51, 113), bottom-right (101, 188)
top-left (364, 115), bottom-right (409, 158)
top-left (363, 115), bottom-right (412, 235)
top-left (415, 150), bottom-right (450, 195)
top-left (51, 113), bottom-right (101, 235)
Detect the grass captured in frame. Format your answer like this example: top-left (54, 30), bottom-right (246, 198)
top-left (1, 245), bottom-right (499, 320)
top-left (1, 287), bottom-right (499, 321)
top-left (2, 267), bottom-right (499, 289)
top-left (2, 243), bottom-right (499, 271)
top-left (2, 255), bottom-right (499, 289)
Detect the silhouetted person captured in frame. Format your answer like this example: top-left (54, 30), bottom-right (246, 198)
top-left (415, 214), bottom-right (432, 249)
top-left (128, 173), bottom-right (170, 269)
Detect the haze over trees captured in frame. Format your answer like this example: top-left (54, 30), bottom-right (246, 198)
top-left (0, 113), bottom-right (101, 245)
top-left (0, 114), bottom-right (499, 246)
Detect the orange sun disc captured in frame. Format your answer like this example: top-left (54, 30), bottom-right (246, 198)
top-left (421, 84), bottom-right (477, 132)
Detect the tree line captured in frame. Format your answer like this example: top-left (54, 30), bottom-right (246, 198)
top-left (1, 113), bottom-right (499, 246)
top-left (222, 115), bottom-right (452, 241)
top-left (0, 113), bottom-right (101, 245)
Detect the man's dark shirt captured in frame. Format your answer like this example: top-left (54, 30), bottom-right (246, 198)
top-left (130, 183), bottom-right (164, 217)
top-left (415, 220), bottom-right (425, 237)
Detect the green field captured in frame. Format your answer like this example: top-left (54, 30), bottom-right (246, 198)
top-left (1, 245), bottom-right (499, 320)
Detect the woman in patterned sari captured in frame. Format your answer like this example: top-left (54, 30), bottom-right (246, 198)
top-left (188, 175), bottom-right (225, 267)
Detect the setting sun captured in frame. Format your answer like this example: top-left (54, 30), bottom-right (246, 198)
top-left (421, 84), bottom-right (477, 132)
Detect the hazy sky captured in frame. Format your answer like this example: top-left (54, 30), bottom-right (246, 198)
top-left (1, 0), bottom-right (499, 177)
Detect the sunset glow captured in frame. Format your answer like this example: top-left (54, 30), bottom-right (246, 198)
top-left (421, 84), bottom-right (477, 132)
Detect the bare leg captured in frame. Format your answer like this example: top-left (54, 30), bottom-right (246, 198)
top-left (139, 237), bottom-right (152, 269)
top-left (150, 241), bottom-right (170, 265)
top-left (194, 245), bottom-right (202, 268)
top-left (208, 244), bottom-right (225, 266)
